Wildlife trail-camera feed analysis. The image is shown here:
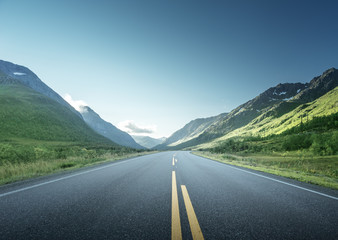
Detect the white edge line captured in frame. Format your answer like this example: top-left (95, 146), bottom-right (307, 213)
top-left (0, 157), bottom-right (134, 198)
top-left (199, 155), bottom-right (338, 201)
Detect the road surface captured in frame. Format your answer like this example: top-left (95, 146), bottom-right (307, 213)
top-left (0, 151), bottom-right (337, 239)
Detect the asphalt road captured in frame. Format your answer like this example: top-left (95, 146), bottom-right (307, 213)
top-left (0, 151), bottom-right (337, 239)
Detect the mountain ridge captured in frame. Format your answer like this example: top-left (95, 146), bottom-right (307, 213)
top-left (79, 106), bottom-right (144, 149)
top-left (159, 67), bottom-right (338, 150)
top-left (0, 83), bottom-right (113, 144)
top-left (155, 113), bottom-right (227, 149)
top-left (0, 60), bottom-right (143, 149)
top-left (0, 60), bottom-right (82, 119)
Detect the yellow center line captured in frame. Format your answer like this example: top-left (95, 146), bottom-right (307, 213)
top-left (181, 185), bottom-right (204, 240)
top-left (172, 157), bottom-right (175, 166)
top-left (172, 171), bottom-right (182, 240)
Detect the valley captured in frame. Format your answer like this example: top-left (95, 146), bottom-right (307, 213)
top-left (0, 60), bottom-right (337, 189)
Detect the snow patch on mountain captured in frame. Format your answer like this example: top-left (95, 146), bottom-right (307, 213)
top-left (273, 89), bottom-right (287, 95)
top-left (13, 72), bottom-right (26, 76)
top-left (283, 96), bottom-right (294, 101)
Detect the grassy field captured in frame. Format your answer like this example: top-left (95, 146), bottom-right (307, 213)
top-left (0, 150), bottom-right (154, 186)
top-left (192, 110), bottom-right (338, 189)
top-left (193, 151), bottom-right (338, 189)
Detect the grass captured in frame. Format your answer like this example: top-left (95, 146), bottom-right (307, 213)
top-left (197, 87), bottom-right (338, 150)
top-left (0, 151), bottom-right (155, 185)
top-left (0, 84), bottom-right (113, 143)
top-left (193, 151), bottom-right (338, 189)
top-left (217, 87), bottom-right (338, 142)
top-left (0, 83), bottom-right (155, 186)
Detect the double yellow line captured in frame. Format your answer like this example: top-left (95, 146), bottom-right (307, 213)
top-left (172, 171), bottom-right (204, 240)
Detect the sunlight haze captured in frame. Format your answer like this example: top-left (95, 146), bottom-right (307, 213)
top-left (1, 0), bottom-right (337, 137)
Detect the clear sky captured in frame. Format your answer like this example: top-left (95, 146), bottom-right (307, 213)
top-left (1, 0), bottom-right (338, 138)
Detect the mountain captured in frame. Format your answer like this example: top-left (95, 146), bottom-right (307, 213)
top-left (0, 79), bottom-right (113, 144)
top-left (294, 67), bottom-right (338, 102)
top-left (132, 135), bottom-right (166, 149)
top-left (79, 106), bottom-right (144, 149)
top-left (0, 60), bottom-right (82, 119)
top-left (155, 113), bottom-right (227, 149)
top-left (222, 86), bottom-right (338, 139)
top-left (160, 67), bottom-right (338, 150)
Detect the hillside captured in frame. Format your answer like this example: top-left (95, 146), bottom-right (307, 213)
top-left (239, 86), bottom-right (338, 137)
top-left (155, 113), bottom-right (227, 149)
top-left (80, 106), bottom-right (144, 149)
top-left (0, 83), bottom-right (113, 144)
top-left (0, 60), bottom-right (82, 118)
top-left (202, 86), bottom-right (338, 148)
top-left (162, 68), bottom-right (338, 150)
top-left (0, 61), bottom-right (141, 185)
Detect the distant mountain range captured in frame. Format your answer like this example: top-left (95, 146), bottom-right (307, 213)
top-left (156, 68), bottom-right (338, 150)
top-left (131, 135), bottom-right (166, 149)
top-left (80, 106), bottom-right (144, 149)
top-left (155, 113), bottom-right (227, 149)
top-left (0, 60), bottom-right (142, 149)
top-left (2, 60), bottom-right (336, 152)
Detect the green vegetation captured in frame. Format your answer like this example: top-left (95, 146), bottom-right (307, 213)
top-left (0, 141), bottom-right (139, 165)
top-left (0, 145), bottom-right (150, 185)
top-left (209, 113), bottom-right (338, 156)
top-left (0, 84), bottom-right (112, 143)
top-left (222, 86), bottom-right (338, 140)
top-left (0, 84), bottom-right (151, 185)
top-left (195, 112), bottom-right (338, 189)
top-left (193, 151), bottom-right (338, 189)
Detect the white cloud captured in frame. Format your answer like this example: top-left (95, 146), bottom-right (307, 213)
top-left (118, 120), bottom-right (157, 136)
top-left (63, 94), bottom-right (87, 112)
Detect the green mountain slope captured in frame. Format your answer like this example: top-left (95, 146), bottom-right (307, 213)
top-left (0, 83), bottom-right (113, 144)
top-left (155, 113), bottom-right (227, 150)
top-left (166, 68), bottom-right (337, 150)
top-left (197, 86), bottom-right (338, 189)
top-left (205, 86), bottom-right (338, 147)
top-left (0, 60), bottom-right (82, 118)
top-left (247, 86), bottom-right (338, 136)
top-left (161, 82), bottom-right (309, 150)
top-left (0, 64), bottom-right (140, 185)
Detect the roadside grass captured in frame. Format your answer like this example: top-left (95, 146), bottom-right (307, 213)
top-left (192, 151), bottom-right (338, 190)
top-left (0, 151), bottom-right (154, 186)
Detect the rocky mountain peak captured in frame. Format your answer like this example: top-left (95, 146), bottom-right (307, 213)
top-left (236, 82), bottom-right (307, 114)
top-left (264, 82), bottom-right (306, 99)
top-left (294, 67), bottom-right (338, 102)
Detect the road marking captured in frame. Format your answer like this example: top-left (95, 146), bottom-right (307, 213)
top-left (0, 156), bottom-right (139, 198)
top-left (181, 185), bottom-right (204, 240)
top-left (209, 159), bottom-right (338, 201)
top-left (172, 157), bottom-right (175, 166)
top-left (172, 171), bottom-right (182, 240)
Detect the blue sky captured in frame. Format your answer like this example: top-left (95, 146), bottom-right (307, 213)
top-left (1, 0), bottom-right (338, 137)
